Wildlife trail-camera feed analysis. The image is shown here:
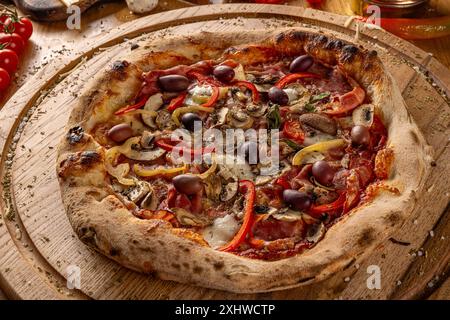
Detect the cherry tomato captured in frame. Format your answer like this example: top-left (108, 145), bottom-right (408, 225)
top-left (5, 17), bottom-right (33, 41)
top-left (0, 67), bottom-right (11, 91)
top-left (0, 49), bottom-right (18, 74)
top-left (0, 33), bottom-right (25, 55)
top-left (0, 15), bottom-right (8, 33)
top-left (283, 120), bottom-right (305, 143)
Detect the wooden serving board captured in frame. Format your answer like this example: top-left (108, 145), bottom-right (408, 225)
top-left (0, 4), bottom-right (449, 300)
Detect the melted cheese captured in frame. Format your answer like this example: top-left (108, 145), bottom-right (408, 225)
top-left (202, 214), bottom-right (240, 249)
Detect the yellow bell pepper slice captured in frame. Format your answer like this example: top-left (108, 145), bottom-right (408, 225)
top-left (292, 139), bottom-right (346, 166)
top-left (195, 154), bottom-right (217, 180)
top-left (105, 147), bottom-right (136, 186)
top-left (133, 164), bottom-right (187, 178)
top-left (172, 105), bottom-right (214, 126)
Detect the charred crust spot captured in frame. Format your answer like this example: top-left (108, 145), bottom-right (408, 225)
top-left (112, 60), bottom-right (129, 71)
top-left (341, 45), bottom-right (359, 63)
top-left (80, 151), bottom-right (101, 166)
top-left (297, 276), bottom-right (315, 284)
top-left (171, 263), bottom-right (181, 270)
top-left (385, 212), bottom-right (401, 227)
top-left (275, 33), bottom-right (285, 44)
top-left (224, 47), bottom-right (237, 55)
top-left (158, 240), bottom-right (165, 247)
top-left (110, 248), bottom-right (120, 256)
top-left (316, 35), bottom-right (329, 45)
top-left (78, 226), bottom-right (97, 247)
top-left (193, 266), bottom-right (203, 274)
top-left (325, 39), bottom-right (344, 50)
top-left (358, 228), bottom-right (375, 246)
top-left (368, 50), bottom-right (378, 58)
top-left (182, 262), bottom-right (190, 269)
top-left (291, 31), bottom-right (308, 41)
top-left (67, 126), bottom-right (84, 144)
top-left (213, 261), bottom-right (224, 270)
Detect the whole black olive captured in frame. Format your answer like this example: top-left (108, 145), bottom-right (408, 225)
top-left (181, 113), bottom-right (202, 132)
top-left (312, 160), bottom-right (335, 186)
top-left (351, 125), bottom-right (371, 146)
top-left (172, 174), bottom-right (203, 195)
top-left (107, 123), bottom-right (133, 143)
top-left (158, 75), bottom-right (190, 92)
top-left (268, 86), bottom-right (289, 105)
top-left (282, 189), bottom-right (312, 211)
top-left (289, 55), bottom-right (314, 73)
top-left (213, 65), bottom-right (235, 83)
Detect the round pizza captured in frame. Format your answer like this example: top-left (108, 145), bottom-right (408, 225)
top-left (57, 29), bottom-right (433, 293)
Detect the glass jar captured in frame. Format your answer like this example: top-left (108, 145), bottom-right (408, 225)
top-left (351, 0), bottom-right (430, 18)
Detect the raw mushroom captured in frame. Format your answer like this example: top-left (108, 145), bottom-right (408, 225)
top-left (216, 107), bottom-right (229, 126)
top-left (299, 113), bottom-right (337, 135)
top-left (142, 93), bottom-right (163, 129)
top-left (228, 108), bottom-right (254, 129)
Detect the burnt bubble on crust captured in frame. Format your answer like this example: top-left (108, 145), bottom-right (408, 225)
top-left (67, 126), bottom-right (84, 144)
top-left (340, 45), bottom-right (360, 63)
top-left (80, 151), bottom-right (101, 166)
top-left (112, 60), bottom-right (130, 71)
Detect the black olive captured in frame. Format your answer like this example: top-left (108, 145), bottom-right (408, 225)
top-left (213, 65), bottom-right (235, 83)
top-left (268, 86), bottom-right (289, 105)
top-left (282, 189), bottom-right (312, 211)
top-left (312, 160), bottom-right (335, 186)
top-left (107, 123), bottom-right (133, 143)
top-left (181, 113), bottom-right (202, 132)
top-left (172, 174), bottom-right (203, 195)
top-left (289, 55), bottom-right (314, 73)
top-left (351, 125), bottom-right (371, 146)
top-left (158, 75), bottom-right (190, 92)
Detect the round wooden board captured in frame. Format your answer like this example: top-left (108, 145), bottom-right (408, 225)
top-left (0, 4), bottom-right (449, 300)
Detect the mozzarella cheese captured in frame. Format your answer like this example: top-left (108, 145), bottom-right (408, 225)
top-left (202, 214), bottom-right (241, 249)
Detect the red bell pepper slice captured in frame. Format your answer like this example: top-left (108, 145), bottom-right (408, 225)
top-left (275, 72), bottom-right (321, 89)
top-left (187, 71), bottom-right (223, 87)
top-left (275, 176), bottom-right (291, 190)
top-left (114, 96), bottom-right (148, 116)
top-left (232, 80), bottom-right (260, 103)
top-left (155, 139), bottom-right (215, 157)
top-left (167, 92), bottom-right (187, 112)
top-left (324, 86), bottom-right (366, 116)
top-left (219, 180), bottom-right (256, 252)
top-left (309, 192), bottom-right (346, 219)
top-left (201, 84), bottom-right (220, 108)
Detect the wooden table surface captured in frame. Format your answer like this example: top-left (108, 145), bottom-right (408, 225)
top-left (0, 0), bottom-right (449, 300)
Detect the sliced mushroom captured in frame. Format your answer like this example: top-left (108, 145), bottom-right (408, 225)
top-left (299, 113), bottom-right (337, 135)
top-left (119, 137), bottom-right (165, 161)
top-left (141, 185), bottom-right (158, 210)
top-left (204, 175), bottom-right (222, 202)
top-left (216, 107), bottom-right (229, 126)
top-left (228, 108), bottom-right (254, 129)
top-left (272, 209), bottom-right (304, 222)
top-left (124, 181), bottom-right (150, 203)
top-left (140, 131), bottom-right (156, 149)
top-left (306, 223), bottom-right (326, 243)
top-left (172, 208), bottom-right (211, 227)
top-left (155, 110), bottom-right (177, 130)
top-left (352, 103), bottom-right (374, 127)
top-left (220, 180), bottom-right (239, 202)
top-left (142, 93), bottom-right (163, 128)
top-left (255, 175), bottom-right (272, 186)
top-left (246, 103), bottom-right (267, 117)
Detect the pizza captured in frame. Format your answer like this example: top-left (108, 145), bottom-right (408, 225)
top-left (57, 29), bottom-right (433, 293)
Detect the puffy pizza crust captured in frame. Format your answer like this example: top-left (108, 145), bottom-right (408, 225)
top-left (57, 29), bottom-right (433, 293)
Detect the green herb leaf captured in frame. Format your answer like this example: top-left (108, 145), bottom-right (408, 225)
top-left (267, 104), bottom-right (281, 129)
top-left (283, 139), bottom-right (301, 151)
top-left (310, 92), bottom-right (331, 103)
top-left (304, 103), bottom-right (316, 112)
